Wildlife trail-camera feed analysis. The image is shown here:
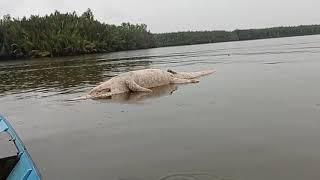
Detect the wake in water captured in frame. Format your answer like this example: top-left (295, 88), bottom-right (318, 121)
top-left (158, 172), bottom-right (233, 180)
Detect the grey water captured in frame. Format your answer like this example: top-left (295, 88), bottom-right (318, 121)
top-left (1, 35), bottom-right (320, 180)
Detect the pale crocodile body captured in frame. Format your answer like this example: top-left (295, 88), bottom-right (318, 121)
top-left (75, 68), bottom-right (215, 100)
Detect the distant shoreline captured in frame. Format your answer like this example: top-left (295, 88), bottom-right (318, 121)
top-left (153, 33), bottom-right (320, 48)
top-left (1, 9), bottom-right (320, 60)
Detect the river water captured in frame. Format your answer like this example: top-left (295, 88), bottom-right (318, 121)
top-left (1, 35), bottom-right (320, 180)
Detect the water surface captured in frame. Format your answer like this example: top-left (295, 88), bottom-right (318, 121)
top-left (1, 35), bottom-right (320, 180)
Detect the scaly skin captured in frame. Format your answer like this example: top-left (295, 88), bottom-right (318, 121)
top-left (74, 68), bottom-right (215, 100)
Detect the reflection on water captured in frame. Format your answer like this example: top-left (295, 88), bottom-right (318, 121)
top-left (0, 55), bottom-right (152, 97)
top-left (2, 35), bottom-right (320, 180)
top-left (1, 35), bottom-right (320, 99)
top-left (93, 84), bottom-right (178, 104)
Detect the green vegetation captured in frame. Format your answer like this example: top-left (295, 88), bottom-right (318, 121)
top-left (154, 31), bottom-right (238, 47)
top-left (1, 9), bottom-right (320, 59)
top-left (0, 9), bottom-right (155, 59)
top-left (154, 25), bottom-right (320, 47)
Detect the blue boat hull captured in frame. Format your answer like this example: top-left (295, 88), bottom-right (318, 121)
top-left (0, 116), bottom-right (41, 180)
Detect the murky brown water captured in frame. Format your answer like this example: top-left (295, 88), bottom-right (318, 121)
top-left (1, 35), bottom-right (320, 180)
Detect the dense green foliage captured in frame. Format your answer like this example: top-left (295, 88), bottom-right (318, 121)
top-left (154, 31), bottom-right (238, 47)
top-left (0, 9), bottom-right (155, 59)
top-left (154, 25), bottom-right (320, 47)
top-left (1, 9), bottom-right (320, 59)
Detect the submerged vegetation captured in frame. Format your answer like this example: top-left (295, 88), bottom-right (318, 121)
top-left (1, 9), bottom-right (320, 59)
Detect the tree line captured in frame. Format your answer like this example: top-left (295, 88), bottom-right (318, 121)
top-left (0, 9), bottom-right (156, 59)
top-left (1, 9), bottom-right (320, 59)
top-left (154, 25), bottom-right (320, 47)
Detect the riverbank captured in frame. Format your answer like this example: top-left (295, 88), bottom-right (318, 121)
top-left (1, 9), bottom-right (320, 60)
top-left (0, 9), bottom-right (156, 60)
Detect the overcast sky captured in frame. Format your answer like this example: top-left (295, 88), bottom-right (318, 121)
top-left (1, 0), bottom-right (319, 33)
